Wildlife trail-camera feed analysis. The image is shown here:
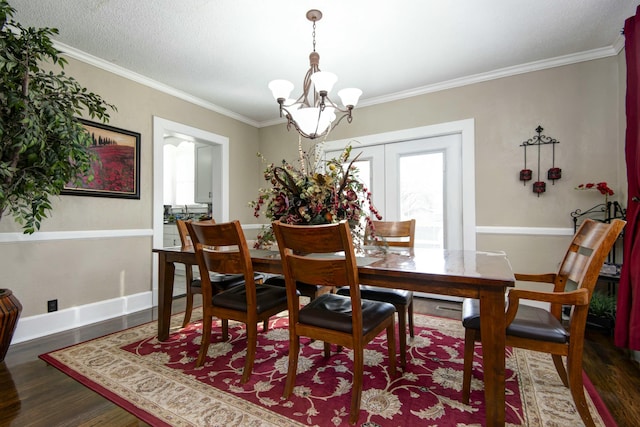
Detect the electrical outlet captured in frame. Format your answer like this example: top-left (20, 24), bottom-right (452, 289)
top-left (47, 299), bottom-right (58, 312)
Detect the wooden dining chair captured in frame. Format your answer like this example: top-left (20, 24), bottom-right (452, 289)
top-left (337, 219), bottom-right (416, 367)
top-left (176, 219), bottom-right (263, 328)
top-left (272, 220), bottom-right (397, 425)
top-left (461, 218), bottom-right (625, 427)
top-left (186, 220), bottom-right (288, 382)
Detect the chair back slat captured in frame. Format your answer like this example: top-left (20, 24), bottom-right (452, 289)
top-left (570, 219), bottom-right (609, 249)
top-left (279, 222), bottom-right (354, 254)
top-left (558, 251), bottom-right (591, 288)
top-left (367, 219), bottom-right (416, 247)
top-left (288, 256), bottom-right (352, 288)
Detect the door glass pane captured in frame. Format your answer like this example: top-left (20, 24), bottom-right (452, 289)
top-left (352, 160), bottom-right (371, 192)
top-left (399, 152), bottom-right (444, 249)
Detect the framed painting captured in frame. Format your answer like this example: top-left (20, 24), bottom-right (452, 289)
top-left (62, 119), bottom-right (141, 199)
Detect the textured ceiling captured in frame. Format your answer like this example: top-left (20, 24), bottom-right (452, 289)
top-left (8, 0), bottom-right (639, 126)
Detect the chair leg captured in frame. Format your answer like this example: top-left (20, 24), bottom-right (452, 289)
top-left (221, 319), bottom-right (229, 341)
top-left (196, 315), bottom-right (212, 367)
top-left (408, 296), bottom-right (415, 338)
top-left (182, 288), bottom-right (194, 328)
top-left (461, 328), bottom-right (477, 404)
top-left (396, 305), bottom-right (407, 367)
top-left (242, 323), bottom-right (257, 384)
top-left (182, 267), bottom-right (195, 328)
top-left (284, 335), bottom-right (300, 398)
top-left (552, 354), bottom-right (569, 387)
top-left (263, 319), bottom-right (269, 331)
top-left (567, 352), bottom-right (596, 427)
top-left (387, 322), bottom-right (397, 376)
top-left (349, 347), bottom-right (364, 425)
top-left (324, 341), bottom-right (332, 357)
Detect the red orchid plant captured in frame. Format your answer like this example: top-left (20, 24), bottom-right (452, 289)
top-left (576, 182), bottom-right (615, 204)
top-left (250, 144), bottom-right (382, 249)
top-left (575, 182), bottom-right (614, 196)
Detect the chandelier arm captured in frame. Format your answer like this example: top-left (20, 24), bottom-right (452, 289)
top-left (302, 67), bottom-right (315, 107)
top-left (313, 105), bottom-right (323, 137)
top-left (329, 108), bottom-right (354, 129)
top-left (322, 95), bottom-right (351, 114)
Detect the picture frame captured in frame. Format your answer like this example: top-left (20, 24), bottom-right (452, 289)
top-left (62, 119), bottom-right (141, 199)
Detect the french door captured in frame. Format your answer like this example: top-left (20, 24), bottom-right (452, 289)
top-left (326, 133), bottom-right (463, 250)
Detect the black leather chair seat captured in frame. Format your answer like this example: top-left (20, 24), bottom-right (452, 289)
top-left (212, 284), bottom-right (288, 313)
top-left (264, 275), bottom-right (324, 297)
top-left (299, 293), bottom-right (396, 335)
top-left (462, 298), bottom-right (569, 344)
top-left (191, 272), bottom-right (265, 292)
top-left (337, 285), bottom-right (412, 305)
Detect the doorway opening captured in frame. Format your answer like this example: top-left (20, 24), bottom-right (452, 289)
top-left (152, 117), bottom-right (229, 305)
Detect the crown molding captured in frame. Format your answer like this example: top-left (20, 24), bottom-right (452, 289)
top-left (54, 41), bottom-right (260, 128)
top-left (612, 33), bottom-right (626, 54)
top-left (357, 45), bottom-right (621, 110)
top-left (54, 40), bottom-right (621, 130)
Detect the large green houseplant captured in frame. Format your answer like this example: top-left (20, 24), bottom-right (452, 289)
top-left (0, 1), bottom-right (115, 234)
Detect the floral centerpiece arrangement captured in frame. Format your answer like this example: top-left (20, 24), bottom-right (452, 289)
top-left (250, 143), bottom-right (382, 249)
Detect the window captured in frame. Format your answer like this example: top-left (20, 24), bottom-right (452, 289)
top-left (163, 140), bottom-right (197, 206)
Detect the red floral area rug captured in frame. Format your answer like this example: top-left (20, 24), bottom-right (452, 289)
top-left (40, 309), bottom-right (615, 427)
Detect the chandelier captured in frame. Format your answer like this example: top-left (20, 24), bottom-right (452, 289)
top-left (268, 9), bottom-right (362, 140)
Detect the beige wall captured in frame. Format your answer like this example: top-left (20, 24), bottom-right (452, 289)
top-left (259, 54), bottom-right (626, 276)
top-left (0, 56), bottom-right (262, 317)
top-left (1, 51), bottom-right (627, 320)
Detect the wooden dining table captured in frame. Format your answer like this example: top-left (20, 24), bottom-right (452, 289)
top-left (153, 245), bottom-right (515, 426)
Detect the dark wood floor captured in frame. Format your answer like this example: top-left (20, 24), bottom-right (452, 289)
top-left (1, 297), bottom-right (639, 426)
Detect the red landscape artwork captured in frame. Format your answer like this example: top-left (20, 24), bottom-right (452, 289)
top-left (82, 145), bottom-right (136, 193)
top-left (63, 119), bottom-right (140, 199)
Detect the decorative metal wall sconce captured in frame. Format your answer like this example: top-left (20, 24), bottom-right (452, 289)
top-left (519, 125), bottom-right (561, 196)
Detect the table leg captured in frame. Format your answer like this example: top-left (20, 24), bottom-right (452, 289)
top-left (157, 252), bottom-right (175, 341)
top-left (479, 289), bottom-right (506, 427)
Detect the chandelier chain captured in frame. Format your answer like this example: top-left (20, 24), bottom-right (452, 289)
top-left (312, 21), bottom-right (316, 52)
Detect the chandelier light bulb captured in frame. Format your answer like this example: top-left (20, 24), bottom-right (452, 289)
top-left (291, 107), bottom-right (322, 136)
top-left (338, 88), bottom-right (362, 108)
top-left (310, 71), bottom-right (338, 94)
top-left (268, 80), bottom-right (294, 101)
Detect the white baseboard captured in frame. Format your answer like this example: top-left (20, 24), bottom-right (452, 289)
top-left (11, 291), bottom-right (153, 344)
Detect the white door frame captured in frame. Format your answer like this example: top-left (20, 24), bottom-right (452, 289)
top-left (323, 119), bottom-right (476, 250)
top-left (152, 117), bottom-right (229, 305)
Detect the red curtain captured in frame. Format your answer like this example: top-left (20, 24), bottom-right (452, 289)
top-left (615, 6), bottom-right (640, 350)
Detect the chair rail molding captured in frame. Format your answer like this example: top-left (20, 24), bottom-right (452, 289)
top-left (476, 226), bottom-right (574, 236)
top-left (0, 228), bottom-right (153, 243)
